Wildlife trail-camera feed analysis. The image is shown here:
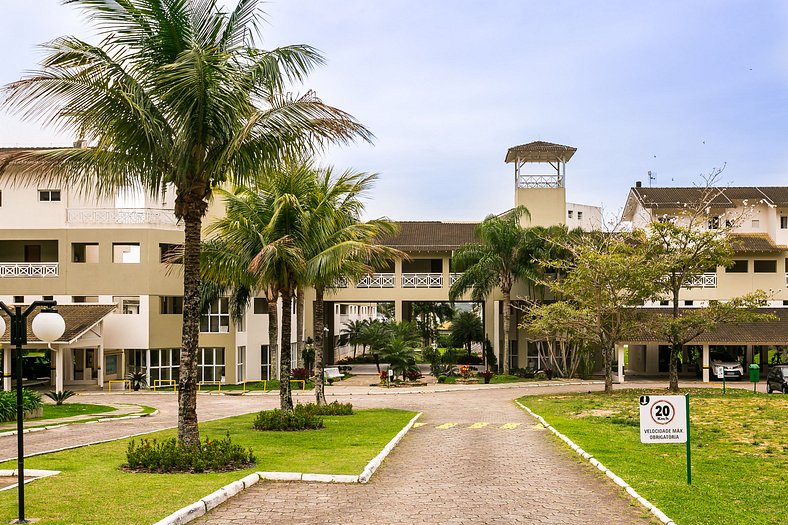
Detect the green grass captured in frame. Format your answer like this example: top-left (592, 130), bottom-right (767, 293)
top-left (441, 374), bottom-right (537, 384)
top-left (196, 379), bottom-right (315, 392)
top-left (37, 403), bottom-right (117, 420)
top-left (0, 408), bottom-right (415, 524)
top-left (520, 389), bottom-right (788, 525)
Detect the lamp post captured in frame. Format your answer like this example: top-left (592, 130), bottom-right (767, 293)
top-left (0, 300), bottom-right (65, 524)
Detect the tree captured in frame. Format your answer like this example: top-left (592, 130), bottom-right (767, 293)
top-left (450, 311), bottom-right (484, 360)
top-left (339, 319), bottom-right (368, 359)
top-left (380, 323), bottom-right (421, 380)
top-left (1, 0), bottom-right (370, 446)
top-left (410, 302), bottom-right (454, 347)
top-left (359, 319), bottom-right (391, 372)
top-left (449, 207), bottom-right (535, 374)
top-left (524, 301), bottom-right (593, 379)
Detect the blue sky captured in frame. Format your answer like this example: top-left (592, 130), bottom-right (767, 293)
top-left (2, 1), bottom-right (788, 221)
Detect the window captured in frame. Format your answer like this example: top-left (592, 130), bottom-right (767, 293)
top-left (13, 296), bottom-right (24, 303)
top-left (783, 300), bottom-right (788, 306)
top-left (198, 347), bottom-right (225, 382)
top-left (659, 300), bottom-right (669, 306)
top-left (160, 296), bottom-right (183, 314)
top-left (236, 314), bottom-right (245, 332)
top-left (567, 210), bottom-right (573, 218)
top-left (42, 295), bottom-right (53, 301)
top-left (657, 216), bottom-right (672, 223)
top-left (751, 219), bottom-right (760, 228)
top-left (577, 211), bottom-right (583, 220)
top-left (113, 296), bottom-right (140, 314)
top-left (0, 190), bottom-right (2, 206)
top-left (261, 345), bottom-right (272, 380)
top-left (113, 243), bottom-right (140, 263)
top-left (782, 216), bottom-right (788, 229)
top-left (149, 348), bottom-right (179, 383)
top-left (72, 295), bottom-right (99, 303)
top-left (126, 349), bottom-right (146, 373)
top-left (159, 243), bottom-right (182, 263)
top-left (72, 242), bottom-right (99, 263)
top-left (253, 298), bottom-right (268, 314)
top-left (754, 260), bottom-right (777, 273)
top-left (509, 340), bottom-right (519, 371)
top-left (684, 300), bottom-right (694, 306)
top-left (200, 298), bottom-right (229, 333)
top-left (38, 189), bottom-right (61, 202)
top-left (236, 346), bottom-right (246, 383)
top-left (708, 216), bottom-right (720, 230)
top-left (727, 260), bottom-right (748, 273)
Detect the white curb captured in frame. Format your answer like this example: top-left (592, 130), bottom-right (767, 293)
top-left (358, 411), bottom-right (421, 483)
top-left (0, 408), bottom-right (159, 438)
top-left (515, 400), bottom-right (677, 525)
top-left (0, 469), bottom-right (61, 492)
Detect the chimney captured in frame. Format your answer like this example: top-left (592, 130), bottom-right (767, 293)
top-left (635, 181), bottom-right (642, 188)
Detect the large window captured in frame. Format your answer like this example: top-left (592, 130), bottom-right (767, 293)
top-left (754, 260), bottom-right (777, 273)
top-left (236, 346), bottom-right (246, 383)
top-left (38, 189), bottom-right (61, 202)
top-left (200, 298), bottom-right (229, 332)
top-left (160, 296), bottom-right (183, 314)
top-left (253, 298), bottom-right (268, 314)
top-left (781, 216), bottom-right (788, 229)
top-left (113, 296), bottom-right (140, 314)
top-left (72, 242), bottom-right (99, 263)
top-left (159, 243), bottom-right (182, 263)
top-left (198, 347), bottom-right (225, 382)
top-left (149, 348), bottom-right (179, 383)
top-left (113, 243), bottom-right (140, 263)
top-left (726, 260), bottom-right (748, 273)
top-left (509, 340), bottom-right (519, 371)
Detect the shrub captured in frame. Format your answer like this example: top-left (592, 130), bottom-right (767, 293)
top-left (437, 375), bottom-right (447, 383)
top-left (44, 390), bottom-right (77, 406)
top-left (291, 368), bottom-right (311, 381)
top-left (296, 401), bottom-right (353, 416)
top-left (404, 369), bottom-right (422, 381)
top-left (0, 388), bottom-right (43, 422)
top-left (125, 433), bottom-right (255, 473)
top-left (534, 371), bottom-right (548, 380)
top-left (253, 409), bottom-right (324, 431)
top-left (457, 354), bottom-right (484, 365)
top-left (480, 370), bottom-right (494, 384)
top-left (336, 354), bottom-right (377, 364)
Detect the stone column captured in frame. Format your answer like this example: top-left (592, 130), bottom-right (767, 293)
top-left (55, 347), bottom-right (64, 393)
top-left (2, 346), bottom-right (10, 391)
top-left (617, 345), bottom-right (626, 384)
top-left (97, 344), bottom-right (104, 388)
top-left (702, 344), bottom-right (710, 383)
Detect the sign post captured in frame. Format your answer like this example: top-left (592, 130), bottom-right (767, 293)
top-left (639, 394), bottom-right (691, 484)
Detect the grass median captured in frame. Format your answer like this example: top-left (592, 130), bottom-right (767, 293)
top-left (520, 388), bottom-right (788, 525)
top-left (0, 408), bottom-right (416, 525)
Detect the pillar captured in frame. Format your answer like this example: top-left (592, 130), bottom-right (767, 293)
top-left (55, 347), bottom-right (64, 393)
top-left (617, 345), bottom-right (625, 384)
top-left (2, 346), bottom-right (10, 391)
top-left (394, 300), bottom-right (403, 323)
top-left (702, 344), bottom-right (710, 383)
top-left (97, 344), bottom-right (104, 388)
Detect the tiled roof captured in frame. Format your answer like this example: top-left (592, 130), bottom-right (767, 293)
top-left (729, 233), bottom-right (787, 253)
top-left (0, 304), bottom-right (116, 344)
top-left (631, 186), bottom-right (788, 209)
top-left (382, 221), bottom-right (478, 251)
top-left (627, 308), bottom-right (788, 344)
top-left (505, 141), bottom-right (577, 163)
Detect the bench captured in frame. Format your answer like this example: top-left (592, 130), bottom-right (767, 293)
top-left (323, 367), bottom-right (343, 380)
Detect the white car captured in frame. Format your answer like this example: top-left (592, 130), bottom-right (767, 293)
top-left (710, 352), bottom-right (744, 380)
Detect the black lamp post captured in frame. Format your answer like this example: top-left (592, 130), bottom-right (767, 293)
top-left (0, 300), bottom-right (65, 524)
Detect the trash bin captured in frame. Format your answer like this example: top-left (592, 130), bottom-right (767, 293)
top-left (749, 363), bottom-right (760, 382)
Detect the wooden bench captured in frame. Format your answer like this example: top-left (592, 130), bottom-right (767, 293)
top-left (323, 367), bottom-right (343, 380)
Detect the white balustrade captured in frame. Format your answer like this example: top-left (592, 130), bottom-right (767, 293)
top-left (356, 273), bottom-right (395, 288)
top-left (0, 262), bottom-right (59, 278)
top-left (67, 208), bottom-right (179, 226)
top-left (402, 273), bottom-right (443, 288)
top-left (684, 273), bottom-right (717, 288)
top-left (449, 273), bottom-right (462, 286)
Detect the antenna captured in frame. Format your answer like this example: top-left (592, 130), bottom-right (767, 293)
top-left (648, 170), bottom-right (657, 187)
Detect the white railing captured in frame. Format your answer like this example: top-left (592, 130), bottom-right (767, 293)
top-left (356, 273), bottom-right (395, 288)
top-left (67, 208), bottom-right (179, 226)
top-left (402, 273), bottom-right (443, 288)
top-left (0, 262), bottom-right (59, 278)
top-left (449, 273), bottom-right (462, 286)
top-left (333, 278), bottom-right (348, 288)
top-left (684, 273), bottom-right (717, 288)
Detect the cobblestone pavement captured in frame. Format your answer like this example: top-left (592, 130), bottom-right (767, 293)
top-left (196, 386), bottom-right (654, 525)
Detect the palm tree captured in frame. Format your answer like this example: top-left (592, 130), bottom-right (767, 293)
top-left (0, 1), bottom-right (370, 446)
top-left (359, 319), bottom-right (391, 372)
top-left (449, 207), bottom-right (534, 375)
top-left (450, 311), bottom-right (484, 361)
top-left (339, 319), bottom-right (368, 359)
top-left (410, 302), bottom-right (454, 347)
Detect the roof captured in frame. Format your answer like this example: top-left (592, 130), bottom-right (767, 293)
top-left (629, 186), bottom-right (788, 210)
top-left (729, 233), bottom-right (787, 253)
top-left (0, 304), bottom-right (116, 345)
top-left (504, 141), bottom-right (577, 163)
top-left (382, 221), bottom-right (478, 251)
top-left (625, 308), bottom-right (788, 344)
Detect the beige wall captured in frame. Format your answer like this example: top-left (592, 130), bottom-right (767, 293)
top-left (515, 187), bottom-right (566, 228)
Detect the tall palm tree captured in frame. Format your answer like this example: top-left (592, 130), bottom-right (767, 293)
top-left (0, 0), bottom-right (370, 446)
top-left (449, 207), bottom-right (534, 375)
top-left (450, 311), bottom-right (484, 360)
top-left (339, 319), bottom-right (368, 359)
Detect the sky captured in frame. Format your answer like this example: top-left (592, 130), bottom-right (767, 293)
top-left (2, 1), bottom-right (788, 222)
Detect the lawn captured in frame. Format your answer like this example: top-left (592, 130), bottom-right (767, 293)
top-left (441, 374), bottom-right (547, 384)
top-left (196, 379), bottom-right (315, 392)
top-left (0, 408), bottom-right (415, 524)
top-left (37, 403), bottom-right (117, 419)
top-left (520, 389), bottom-right (788, 525)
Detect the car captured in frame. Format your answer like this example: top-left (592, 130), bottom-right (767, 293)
top-left (766, 364), bottom-right (788, 394)
top-left (709, 352), bottom-right (744, 381)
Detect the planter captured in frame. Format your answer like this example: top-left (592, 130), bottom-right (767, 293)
top-left (455, 378), bottom-right (480, 384)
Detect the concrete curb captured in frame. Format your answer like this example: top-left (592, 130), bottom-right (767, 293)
top-left (0, 408), bottom-right (159, 438)
top-left (152, 411), bottom-right (423, 525)
top-left (0, 468), bottom-right (60, 492)
top-left (514, 400), bottom-right (677, 525)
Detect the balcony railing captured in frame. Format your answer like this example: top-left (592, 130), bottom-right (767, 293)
top-left (684, 273), bottom-right (717, 288)
top-left (0, 262), bottom-right (59, 278)
top-left (402, 273), bottom-right (443, 288)
top-left (449, 273), bottom-right (462, 286)
top-left (67, 208), bottom-right (179, 226)
top-left (356, 273), bottom-right (395, 288)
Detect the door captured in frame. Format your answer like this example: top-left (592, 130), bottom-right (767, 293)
top-left (24, 245), bottom-right (41, 262)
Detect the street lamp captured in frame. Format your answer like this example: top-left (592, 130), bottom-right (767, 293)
top-left (0, 300), bottom-right (65, 524)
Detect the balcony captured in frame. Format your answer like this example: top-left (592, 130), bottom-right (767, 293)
top-left (67, 208), bottom-right (179, 226)
top-left (402, 273), bottom-right (443, 288)
top-left (449, 273), bottom-right (462, 286)
top-left (356, 273), bottom-right (395, 288)
top-left (684, 273), bottom-right (717, 288)
top-left (0, 262), bottom-right (59, 278)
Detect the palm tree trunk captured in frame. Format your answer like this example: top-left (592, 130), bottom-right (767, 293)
top-left (313, 287), bottom-right (327, 405)
top-left (296, 287), bottom-right (305, 368)
top-left (267, 290), bottom-right (278, 382)
top-left (502, 289), bottom-right (511, 375)
top-left (279, 290), bottom-right (294, 411)
top-left (177, 209), bottom-right (202, 447)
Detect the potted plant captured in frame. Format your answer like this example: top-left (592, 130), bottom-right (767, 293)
top-left (481, 370), bottom-right (493, 384)
top-left (127, 369), bottom-right (148, 391)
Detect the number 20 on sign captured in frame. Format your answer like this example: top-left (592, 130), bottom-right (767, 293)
top-left (639, 394), bottom-right (692, 484)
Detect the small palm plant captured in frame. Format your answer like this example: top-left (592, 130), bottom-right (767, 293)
top-left (127, 369), bottom-right (148, 391)
top-left (44, 390), bottom-right (77, 406)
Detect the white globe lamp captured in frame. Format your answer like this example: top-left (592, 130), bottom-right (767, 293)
top-left (31, 309), bottom-right (65, 343)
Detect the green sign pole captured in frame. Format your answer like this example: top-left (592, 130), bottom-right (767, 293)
top-left (685, 393), bottom-right (692, 485)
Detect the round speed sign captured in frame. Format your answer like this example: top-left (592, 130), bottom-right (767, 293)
top-left (649, 399), bottom-right (676, 425)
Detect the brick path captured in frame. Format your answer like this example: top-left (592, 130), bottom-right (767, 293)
top-left (195, 387), bottom-right (654, 525)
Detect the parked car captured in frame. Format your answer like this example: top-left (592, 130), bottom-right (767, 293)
top-left (766, 364), bottom-right (788, 394)
top-left (709, 352), bottom-right (744, 380)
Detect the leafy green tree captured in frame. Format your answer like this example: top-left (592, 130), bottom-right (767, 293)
top-left (1, 0), bottom-right (369, 446)
top-left (449, 207), bottom-right (534, 374)
top-left (450, 311), bottom-right (484, 360)
top-left (339, 319), bottom-right (368, 359)
top-left (359, 319), bottom-right (391, 372)
top-left (410, 302), bottom-right (454, 347)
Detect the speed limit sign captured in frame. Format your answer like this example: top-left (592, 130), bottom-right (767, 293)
top-left (639, 395), bottom-right (687, 443)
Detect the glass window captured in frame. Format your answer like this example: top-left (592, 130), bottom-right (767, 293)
top-left (113, 296), bottom-right (140, 314)
top-left (113, 243), bottom-right (140, 263)
top-left (13, 296), bottom-right (24, 303)
top-left (253, 298), bottom-right (268, 314)
top-left (198, 347), bottom-right (225, 383)
top-left (726, 260), bottom-right (748, 273)
top-left (148, 348), bottom-right (179, 383)
top-left (236, 314), bottom-right (245, 332)
top-left (752, 219), bottom-right (760, 228)
top-left (159, 243), bottom-right (182, 263)
top-left (509, 340), bottom-right (519, 371)
top-left (567, 210), bottom-right (573, 218)
top-left (236, 346), bottom-right (246, 382)
top-left (754, 260), bottom-right (777, 273)
top-left (72, 295), bottom-right (99, 303)
top-left (708, 216), bottom-right (720, 230)
top-left (781, 216), bottom-right (788, 229)
top-left (261, 345), bottom-right (271, 380)
top-left (160, 296), bottom-right (183, 314)
top-left (201, 298), bottom-right (229, 332)
top-left (38, 189), bottom-right (61, 202)
top-left (577, 211), bottom-right (583, 220)
top-left (72, 242), bottom-right (99, 263)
